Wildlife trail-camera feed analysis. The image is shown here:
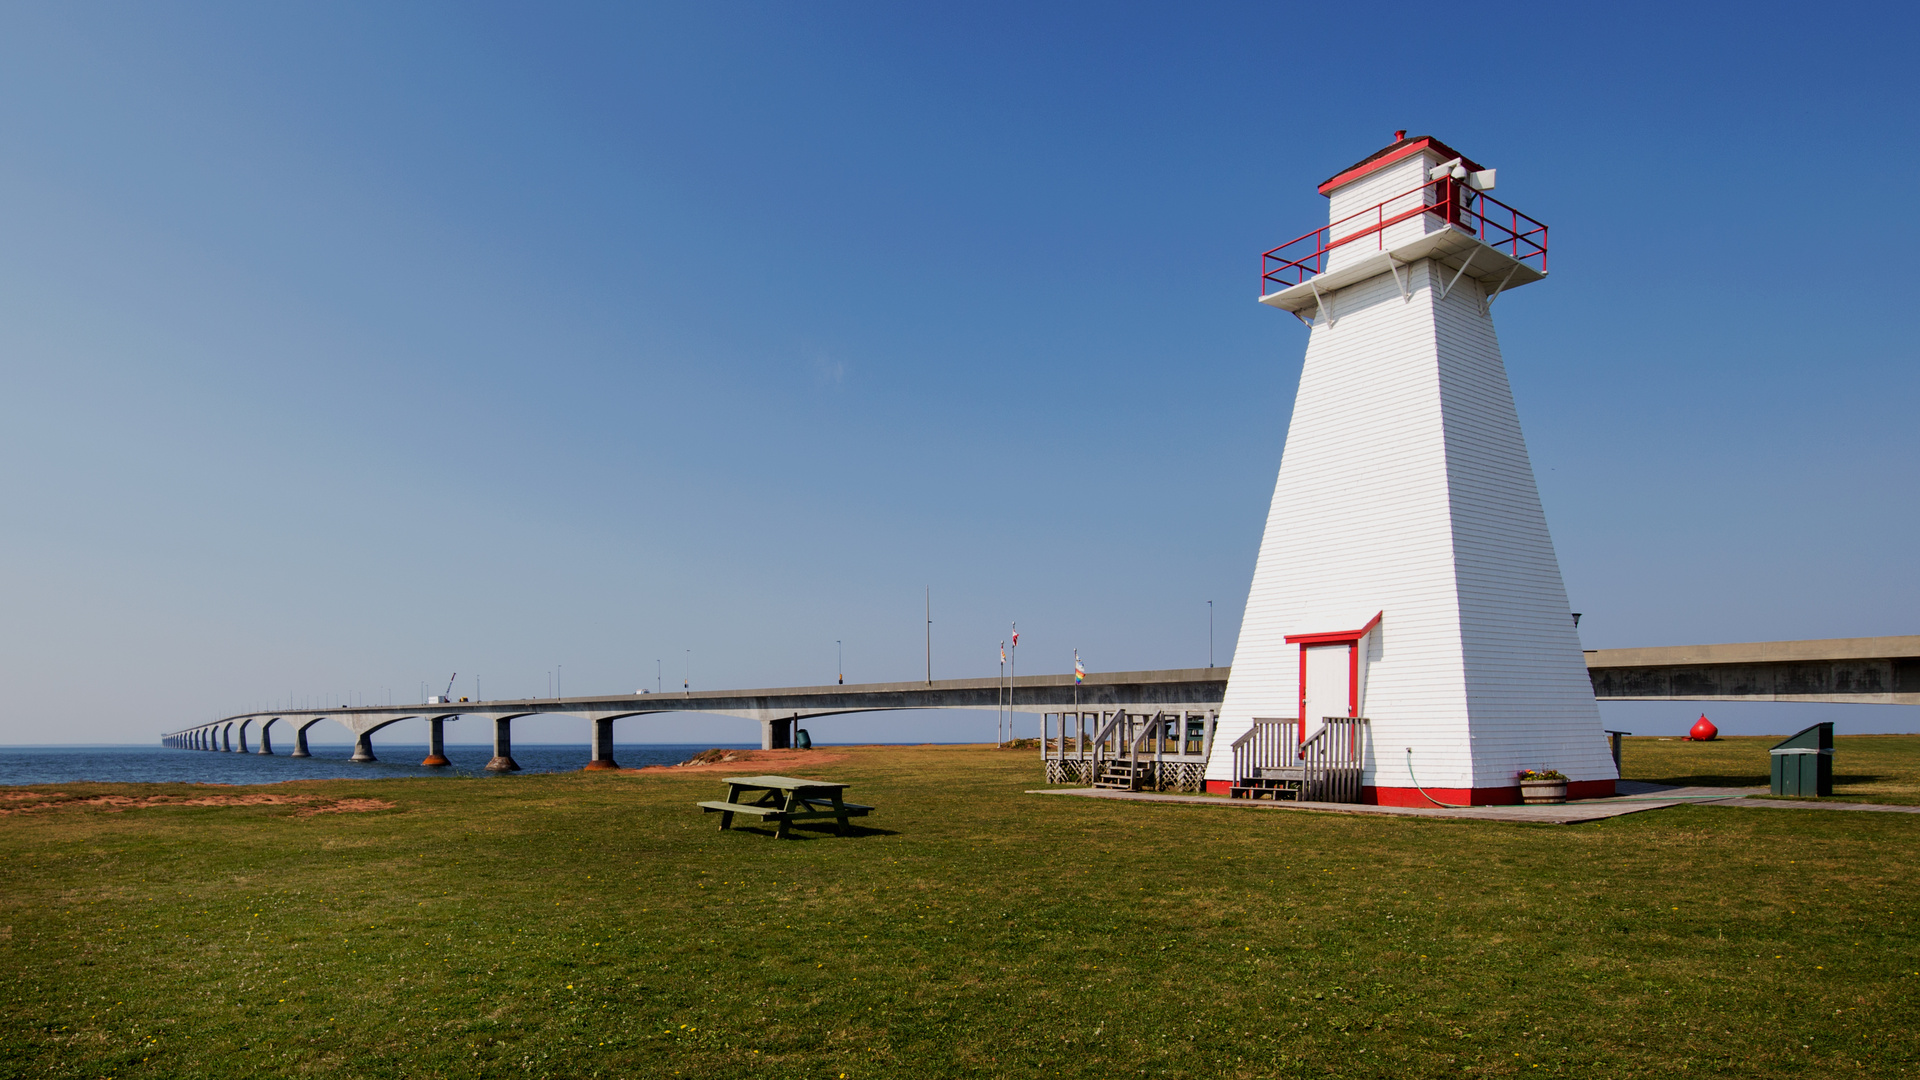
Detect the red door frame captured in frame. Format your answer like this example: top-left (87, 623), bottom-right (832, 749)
top-left (1283, 612), bottom-right (1382, 743)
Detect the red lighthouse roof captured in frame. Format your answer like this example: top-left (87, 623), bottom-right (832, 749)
top-left (1318, 134), bottom-right (1484, 196)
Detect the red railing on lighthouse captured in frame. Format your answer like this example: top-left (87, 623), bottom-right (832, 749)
top-left (1261, 176), bottom-right (1548, 295)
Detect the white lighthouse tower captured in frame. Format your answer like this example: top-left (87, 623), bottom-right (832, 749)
top-left (1204, 134), bottom-right (1616, 804)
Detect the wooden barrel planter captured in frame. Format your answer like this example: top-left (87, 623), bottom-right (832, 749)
top-left (1519, 773), bottom-right (1568, 804)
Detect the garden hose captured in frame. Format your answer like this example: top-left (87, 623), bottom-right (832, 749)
top-left (1404, 748), bottom-right (1468, 809)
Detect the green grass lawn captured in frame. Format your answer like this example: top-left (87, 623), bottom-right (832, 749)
top-left (1622, 735), bottom-right (1920, 804)
top-left (1, 744), bottom-right (1915, 1079)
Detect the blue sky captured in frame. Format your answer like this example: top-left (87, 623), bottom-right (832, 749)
top-left (1, 2), bottom-right (1915, 747)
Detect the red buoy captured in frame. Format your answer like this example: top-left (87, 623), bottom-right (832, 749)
top-left (1688, 714), bottom-right (1718, 741)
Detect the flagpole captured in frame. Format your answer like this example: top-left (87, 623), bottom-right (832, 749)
top-left (998, 642), bottom-right (1006, 747)
top-left (1009, 623), bottom-right (1017, 741)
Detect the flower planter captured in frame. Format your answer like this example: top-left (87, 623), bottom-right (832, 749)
top-left (1520, 779), bottom-right (1568, 805)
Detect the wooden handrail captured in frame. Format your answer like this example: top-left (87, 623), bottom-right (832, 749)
top-left (1232, 716), bottom-right (1370, 803)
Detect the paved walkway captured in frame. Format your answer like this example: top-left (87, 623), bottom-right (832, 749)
top-left (1709, 797), bottom-right (1920, 813)
top-left (1029, 781), bottom-right (1917, 823)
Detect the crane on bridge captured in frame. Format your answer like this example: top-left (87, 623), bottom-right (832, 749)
top-left (428, 672), bottom-right (458, 705)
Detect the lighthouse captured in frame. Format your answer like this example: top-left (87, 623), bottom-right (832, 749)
top-left (1204, 134), bottom-right (1616, 805)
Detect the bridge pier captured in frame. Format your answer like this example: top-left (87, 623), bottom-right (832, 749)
top-left (423, 717), bottom-right (451, 766)
top-left (221, 723), bottom-right (232, 752)
top-left (485, 717), bottom-right (520, 772)
top-left (585, 717), bottom-right (619, 770)
top-left (350, 730), bottom-right (377, 763)
top-left (291, 719), bottom-right (316, 758)
top-left (760, 716), bottom-right (794, 751)
top-left (257, 719), bottom-right (275, 755)
top-left (237, 719), bottom-right (251, 754)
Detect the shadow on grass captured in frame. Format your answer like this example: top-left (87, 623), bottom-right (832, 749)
top-left (720, 824), bottom-right (900, 841)
top-left (1633, 773), bottom-right (1767, 788)
top-left (1833, 773), bottom-right (1896, 787)
top-left (1632, 772), bottom-right (1892, 790)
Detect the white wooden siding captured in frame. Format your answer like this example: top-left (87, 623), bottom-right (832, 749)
top-left (1209, 250), bottom-right (1613, 789)
top-left (1324, 152), bottom-right (1449, 272)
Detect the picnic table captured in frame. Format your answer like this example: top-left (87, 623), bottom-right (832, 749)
top-left (697, 775), bottom-right (872, 839)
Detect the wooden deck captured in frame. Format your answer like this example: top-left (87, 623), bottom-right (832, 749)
top-left (1029, 782), bottom-right (1778, 824)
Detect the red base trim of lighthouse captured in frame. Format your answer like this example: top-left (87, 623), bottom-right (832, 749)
top-left (1365, 779), bottom-right (1616, 806)
top-left (1366, 785), bottom-right (1514, 807)
top-left (1203, 779), bottom-right (1617, 802)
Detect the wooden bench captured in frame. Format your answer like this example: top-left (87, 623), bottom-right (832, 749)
top-left (697, 800), bottom-right (791, 821)
top-left (800, 797), bottom-right (874, 815)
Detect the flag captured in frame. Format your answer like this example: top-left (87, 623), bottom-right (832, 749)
top-left (1074, 654), bottom-right (1085, 684)
top-left (1011, 630), bottom-right (1019, 647)
top-left (1000, 645), bottom-right (1007, 663)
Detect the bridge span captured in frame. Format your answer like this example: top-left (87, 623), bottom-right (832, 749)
top-left (1584, 635), bottom-right (1920, 707)
top-left (162, 635), bottom-right (1920, 770)
top-left (161, 667), bottom-right (1228, 770)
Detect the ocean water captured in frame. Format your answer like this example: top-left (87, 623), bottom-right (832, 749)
top-left (0, 744), bottom-right (757, 787)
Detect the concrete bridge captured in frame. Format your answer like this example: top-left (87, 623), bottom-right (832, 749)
top-left (1583, 635), bottom-right (1920, 707)
top-left (162, 635), bottom-right (1920, 769)
top-left (160, 667), bottom-right (1229, 770)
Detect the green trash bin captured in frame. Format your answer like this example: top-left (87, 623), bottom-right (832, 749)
top-left (1770, 722), bottom-right (1833, 797)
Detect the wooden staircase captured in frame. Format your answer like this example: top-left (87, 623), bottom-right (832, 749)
top-left (1093, 757), bottom-right (1148, 790)
top-left (1228, 717), bottom-right (1369, 803)
top-left (1045, 708), bottom-right (1214, 789)
top-left (1229, 764), bottom-right (1305, 801)
top-left (1070, 710), bottom-right (1212, 792)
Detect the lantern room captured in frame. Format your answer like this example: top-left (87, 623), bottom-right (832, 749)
top-left (1259, 133), bottom-right (1549, 323)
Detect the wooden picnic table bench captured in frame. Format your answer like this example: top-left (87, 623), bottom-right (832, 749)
top-left (697, 775), bottom-right (872, 839)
